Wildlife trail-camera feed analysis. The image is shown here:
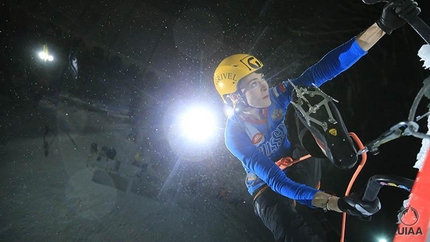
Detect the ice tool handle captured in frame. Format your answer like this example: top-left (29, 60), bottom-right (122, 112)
top-left (362, 175), bottom-right (414, 202)
top-left (363, 0), bottom-right (430, 44)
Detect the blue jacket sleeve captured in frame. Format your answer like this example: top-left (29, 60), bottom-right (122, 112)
top-left (275, 37), bottom-right (367, 104)
top-left (225, 122), bottom-right (319, 207)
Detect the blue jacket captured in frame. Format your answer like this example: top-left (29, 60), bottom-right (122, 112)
top-left (225, 37), bottom-right (367, 207)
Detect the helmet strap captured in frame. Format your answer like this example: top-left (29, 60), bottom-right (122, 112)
top-left (232, 89), bottom-right (251, 113)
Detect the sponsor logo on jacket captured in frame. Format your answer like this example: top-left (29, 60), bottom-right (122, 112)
top-left (257, 123), bottom-right (286, 157)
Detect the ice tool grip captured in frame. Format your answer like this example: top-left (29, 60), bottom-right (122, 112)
top-left (363, 0), bottom-right (430, 44)
top-left (362, 176), bottom-right (383, 202)
top-left (362, 175), bottom-right (414, 202)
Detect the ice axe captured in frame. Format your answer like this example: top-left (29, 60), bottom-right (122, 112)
top-left (363, 0), bottom-right (430, 44)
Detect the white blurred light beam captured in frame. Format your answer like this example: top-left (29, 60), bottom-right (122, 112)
top-left (180, 107), bottom-right (217, 142)
top-left (38, 51), bottom-right (54, 62)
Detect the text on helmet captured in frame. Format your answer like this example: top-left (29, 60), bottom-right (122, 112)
top-left (215, 73), bottom-right (237, 85)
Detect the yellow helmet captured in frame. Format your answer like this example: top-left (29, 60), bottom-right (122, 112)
top-left (213, 54), bottom-right (263, 102)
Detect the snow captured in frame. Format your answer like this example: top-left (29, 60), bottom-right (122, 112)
top-left (418, 44), bottom-right (430, 70)
top-left (414, 115), bottom-right (430, 171)
top-left (399, 45), bottom-right (430, 241)
top-left (413, 44), bottom-right (430, 172)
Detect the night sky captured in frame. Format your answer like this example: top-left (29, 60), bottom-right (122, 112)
top-left (1, 0), bottom-right (430, 241)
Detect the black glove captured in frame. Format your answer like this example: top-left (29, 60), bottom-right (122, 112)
top-left (338, 193), bottom-right (381, 221)
top-left (376, 0), bottom-right (421, 35)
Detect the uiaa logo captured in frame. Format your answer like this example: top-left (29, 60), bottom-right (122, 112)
top-left (396, 206), bottom-right (423, 236)
top-left (398, 206), bottom-right (419, 226)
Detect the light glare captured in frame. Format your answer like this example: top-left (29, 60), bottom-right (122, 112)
top-left (38, 51), bottom-right (54, 62)
top-left (180, 107), bottom-right (216, 142)
top-left (223, 105), bottom-right (234, 117)
top-left (38, 44), bottom-right (54, 62)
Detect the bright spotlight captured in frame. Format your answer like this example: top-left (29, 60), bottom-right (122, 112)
top-left (180, 106), bottom-right (217, 142)
top-left (38, 44), bottom-right (54, 62)
top-left (378, 239), bottom-right (387, 242)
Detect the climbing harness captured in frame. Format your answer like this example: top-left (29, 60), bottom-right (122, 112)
top-left (275, 154), bottom-right (312, 171)
top-left (253, 154), bottom-right (312, 202)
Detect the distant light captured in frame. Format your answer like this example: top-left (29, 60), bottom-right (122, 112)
top-left (38, 52), bottom-right (54, 61)
top-left (180, 106), bottom-right (217, 142)
top-left (38, 44), bottom-right (54, 62)
top-left (378, 239), bottom-right (387, 242)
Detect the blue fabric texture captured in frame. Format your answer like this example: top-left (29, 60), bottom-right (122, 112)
top-left (224, 37), bottom-right (367, 207)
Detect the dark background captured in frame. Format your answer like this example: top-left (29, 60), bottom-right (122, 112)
top-left (1, 0), bottom-right (430, 241)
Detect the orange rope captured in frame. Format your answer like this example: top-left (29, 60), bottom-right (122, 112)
top-left (340, 132), bottom-right (368, 242)
top-left (276, 154), bottom-right (312, 170)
